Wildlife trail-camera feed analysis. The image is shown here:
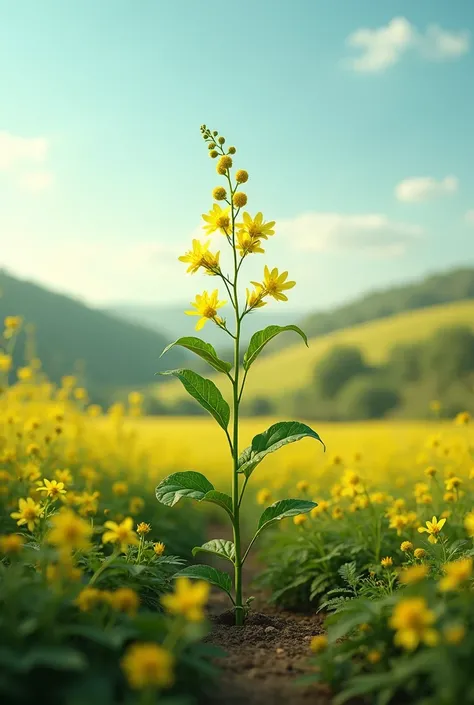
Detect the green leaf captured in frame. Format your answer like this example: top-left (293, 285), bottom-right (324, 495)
top-left (257, 499), bottom-right (317, 533)
top-left (243, 325), bottom-right (308, 370)
top-left (161, 337), bottom-right (232, 374)
top-left (192, 539), bottom-right (235, 563)
top-left (175, 564), bottom-right (233, 598)
top-left (155, 471), bottom-right (214, 507)
top-left (160, 369), bottom-right (230, 430)
top-left (200, 490), bottom-right (233, 519)
top-left (238, 421), bottom-right (325, 477)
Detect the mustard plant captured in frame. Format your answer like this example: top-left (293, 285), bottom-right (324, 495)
top-left (155, 126), bottom-right (325, 625)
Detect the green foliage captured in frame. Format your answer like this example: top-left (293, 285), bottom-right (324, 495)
top-left (314, 345), bottom-right (371, 399)
top-left (161, 336), bottom-right (232, 374)
top-left (155, 472), bottom-right (214, 507)
top-left (160, 369), bottom-right (230, 429)
top-left (175, 565), bottom-right (233, 598)
top-left (200, 490), bottom-right (233, 519)
top-left (192, 540), bottom-right (236, 563)
top-left (257, 499), bottom-right (317, 532)
top-left (424, 325), bottom-right (474, 392)
top-left (238, 421), bottom-right (325, 478)
top-left (339, 377), bottom-right (401, 420)
top-left (243, 324), bottom-right (308, 370)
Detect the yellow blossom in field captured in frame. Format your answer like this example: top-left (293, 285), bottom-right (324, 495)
top-left (398, 564), bottom-right (429, 585)
top-left (252, 266), bottom-right (296, 303)
top-left (121, 642), bottom-right (174, 690)
top-left (112, 588), bottom-right (140, 615)
top-left (36, 478), bottom-right (66, 499)
top-left (424, 466), bottom-right (437, 478)
top-left (54, 468), bottom-right (73, 484)
top-left (202, 203), bottom-right (231, 235)
top-left (296, 480), bottom-right (309, 493)
top-left (310, 635), bottom-right (328, 653)
top-left (17, 366), bottom-right (32, 381)
top-left (137, 522), bottom-right (151, 536)
top-left (154, 542), bottom-right (166, 556)
top-left (4, 315), bottom-right (22, 331)
top-left (246, 285), bottom-right (266, 310)
top-left (11, 497), bottom-right (44, 532)
top-left (102, 517), bottom-right (139, 551)
top-left (443, 491), bottom-right (456, 503)
top-left (293, 514), bottom-right (307, 526)
top-left (77, 491), bottom-right (100, 516)
top-left (87, 404), bottom-right (102, 417)
top-left (75, 587), bottom-right (103, 612)
top-left (0, 533), bottom-right (25, 554)
top-left (233, 191), bottom-right (247, 208)
top-left (400, 541), bottom-right (413, 553)
top-left (332, 506), bottom-right (344, 520)
top-left (445, 476), bottom-right (463, 491)
top-left (47, 508), bottom-right (92, 551)
top-left (235, 169), bottom-right (248, 183)
top-left (212, 186), bottom-right (226, 200)
top-left (464, 512), bottom-right (474, 537)
top-left (179, 239), bottom-right (220, 275)
top-left (389, 514), bottom-right (409, 536)
top-left (216, 154), bottom-right (232, 174)
top-left (367, 650), bottom-right (382, 664)
top-left (389, 598), bottom-right (438, 651)
top-left (74, 387), bottom-right (88, 401)
top-left (185, 290), bottom-right (227, 331)
top-left (130, 497), bottom-right (145, 514)
top-left (311, 500), bottom-right (329, 518)
top-left (112, 481), bottom-right (128, 497)
top-left (455, 411), bottom-right (470, 426)
top-left (418, 516), bottom-right (446, 544)
top-left (161, 578), bottom-right (209, 622)
top-left (0, 354), bottom-right (12, 372)
top-left (237, 231), bottom-right (265, 257)
top-left (381, 556), bottom-right (393, 568)
top-left (439, 558), bottom-right (473, 592)
top-left (444, 625), bottom-right (466, 645)
top-left (237, 212), bottom-right (275, 241)
top-left (370, 491), bottom-right (389, 504)
top-left (256, 488), bottom-right (271, 505)
top-left (414, 548), bottom-right (427, 560)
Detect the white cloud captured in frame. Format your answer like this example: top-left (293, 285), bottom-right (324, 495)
top-left (278, 212), bottom-right (423, 256)
top-left (345, 17), bottom-right (470, 72)
top-left (395, 175), bottom-right (458, 203)
top-left (0, 131), bottom-right (49, 170)
top-left (465, 210), bottom-right (474, 225)
top-left (18, 170), bottom-right (54, 193)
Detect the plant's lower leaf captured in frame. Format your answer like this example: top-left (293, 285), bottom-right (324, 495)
top-left (193, 539), bottom-right (235, 563)
top-left (257, 499), bottom-right (317, 533)
top-left (175, 565), bottom-right (233, 597)
top-left (155, 471), bottom-right (214, 507)
top-left (200, 490), bottom-right (233, 519)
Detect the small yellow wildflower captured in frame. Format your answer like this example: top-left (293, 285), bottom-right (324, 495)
top-left (389, 514), bottom-right (409, 536)
top-left (246, 285), bottom-right (266, 310)
top-left (216, 155), bottom-right (232, 174)
top-left (17, 366), bottom-right (32, 381)
top-left (161, 577), bottom-right (209, 622)
top-left (137, 522), bottom-right (151, 536)
top-left (424, 466), bottom-right (437, 478)
top-left (178, 239), bottom-right (220, 275)
top-left (36, 478), bottom-right (67, 499)
top-left (102, 517), bottom-right (139, 551)
top-left (112, 588), bottom-right (140, 615)
top-left (400, 541), bottom-right (413, 553)
top-left (212, 186), bottom-right (227, 201)
top-left (112, 481), bottom-right (128, 497)
top-left (398, 564), bottom-right (429, 585)
top-left (439, 557), bottom-right (473, 592)
top-left (235, 169), bottom-right (248, 183)
top-left (443, 624), bottom-right (466, 645)
top-left (252, 265), bottom-right (295, 303)
top-left (0, 533), bottom-right (25, 554)
top-left (455, 411), bottom-right (470, 426)
top-left (54, 468), bottom-right (73, 484)
top-left (381, 556), bottom-right (393, 568)
top-left (121, 642), bottom-right (174, 690)
top-left (293, 514), bottom-right (307, 526)
top-left (47, 508), bottom-right (92, 551)
top-left (154, 542), bottom-right (166, 556)
top-left (202, 203), bottom-right (231, 235)
top-left (0, 354), bottom-right (12, 372)
top-left (75, 587), bottom-right (103, 612)
top-left (296, 480), bottom-right (309, 493)
top-left (11, 497), bottom-right (44, 532)
top-left (233, 191), bottom-right (247, 208)
top-left (256, 488), bottom-right (271, 505)
top-left (185, 290), bottom-right (227, 331)
top-left (464, 512), bottom-right (474, 537)
top-left (367, 650), bottom-right (382, 664)
top-left (445, 476), bottom-right (463, 492)
top-left (414, 548), bottom-right (427, 560)
top-left (389, 597), bottom-right (438, 650)
top-left (310, 635), bottom-right (328, 654)
top-left (418, 516), bottom-right (446, 544)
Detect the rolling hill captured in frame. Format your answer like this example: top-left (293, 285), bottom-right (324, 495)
top-left (156, 299), bottom-right (474, 407)
top-left (0, 270), bottom-right (186, 402)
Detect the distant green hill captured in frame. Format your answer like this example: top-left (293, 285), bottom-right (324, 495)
top-left (0, 270), bottom-right (186, 402)
top-left (301, 267), bottom-right (474, 340)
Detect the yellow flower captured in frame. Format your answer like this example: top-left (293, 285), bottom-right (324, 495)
top-left (381, 556), bottom-right (393, 568)
top-left (10, 497), bottom-right (44, 532)
top-left (414, 548), bottom-right (427, 560)
top-left (256, 488), bottom-right (271, 505)
top-left (389, 514), bottom-right (409, 536)
top-left (237, 231), bottom-right (265, 257)
top-left (439, 557), bottom-right (473, 592)
top-left (4, 315), bottom-right (22, 331)
top-left (185, 290), bottom-right (227, 331)
top-left (237, 212), bottom-right (275, 240)
top-left (47, 508), bottom-right (92, 551)
top-left (102, 517), bottom-right (139, 551)
top-left (235, 169), bottom-right (248, 183)
top-left (112, 588), bottom-right (139, 615)
top-left (36, 478), bottom-right (67, 499)
top-left (389, 597), bottom-right (438, 651)
top-left (112, 481), bottom-right (128, 497)
top-left (212, 186), bottom-right (227, 201)
top-left (75, 587), bottom-right (103, 612)
top-left (154, 542), bottom-right (166, 556)
top-left (233, 191), bottom-right (247, 208)
top-left (424, 466), bottom-right (437, 478)
top-left (367, 650), bottom-right (382, 664)
top-left (464, 512), bottom-right (474, 537)
top-left (202, 204), bottom-right (231, 235)
top-left (246, 285), bottom-right (266, 310)
top-left (0, 354), bottom-right (12, 372)
top-left (54, 468), bottom-right (73, 484)
top-left (443, 624), bottom-right (465, 645)
top-left (398, 564), bottom-right (429, 585)
top-left (293, 514), bottom-right (307, 526)
top-left (130, 497), bottom-right (145, 514)
top-left (400, 541), bottom-right (413, 553)
top-left (179, 239), bottom-right (220, 275)
top-left (296, 480), bottom-right (309, 493)
top-left (121, 643), bottom-right (174, 690)
top-left (455, 411), bottom-right (470, 426)
top-left (252, 266), bottom-right (296, 303)
top-left (17, 366), bottom-right (33, 381)
top-left (311, 500), bottom-right (329, 518)
top-left (161, 577), bottom-right (209, 622)
top-left (216, 155), bottom-right (232, 175)
top-left (0, 533), bottom-right (25, 554)
top-left (418, 516), bottom-right (446, 544)
top-left (445, 476), bottom-right (463, 491)
top-left (332, 506), bottom-right (344, 520)
top-left (137, 522), bottom-right (151, 536)
top-left (310, 635), bottom-right (328, 654)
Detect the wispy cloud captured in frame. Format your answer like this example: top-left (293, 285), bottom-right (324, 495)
top-left (345, 17), bottom-right (470, 73)
top-left (0, 131), bottom-right (49, 170)
top-left (395, 176), bottom-right (458, 203)
top-left (278, 212), bottom-right (423, 256)
top-left (18, 170), bottom-right (54, 193)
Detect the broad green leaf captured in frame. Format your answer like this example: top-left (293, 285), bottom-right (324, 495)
top-left (155, 471), bottom-right (214, 507)
top-left (200, 490), bottom-right (234, 520)
top-left (161, 336), bottom-right (232, 374)
top-left (160, 369), bottom-right (230, 430)
top-left (175, 564), bottom-right (233, 597)
top-left (243, 325), bottom-right (308, 370)
top-left (257, 499), bottom-right (317, 533)
top-left (192, 539), bottom-right (235, 563)
top-left (238, 421), bottom-right (325, 477)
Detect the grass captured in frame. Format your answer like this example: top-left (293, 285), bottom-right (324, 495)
top-left (155, 300), bottom-right (474, 406)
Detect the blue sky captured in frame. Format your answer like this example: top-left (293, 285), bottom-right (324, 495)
top-left (1, 0), bottom-right (473, 313)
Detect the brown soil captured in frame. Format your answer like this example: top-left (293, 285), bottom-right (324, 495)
top-left (202, 526), bottom-right (332, 705)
